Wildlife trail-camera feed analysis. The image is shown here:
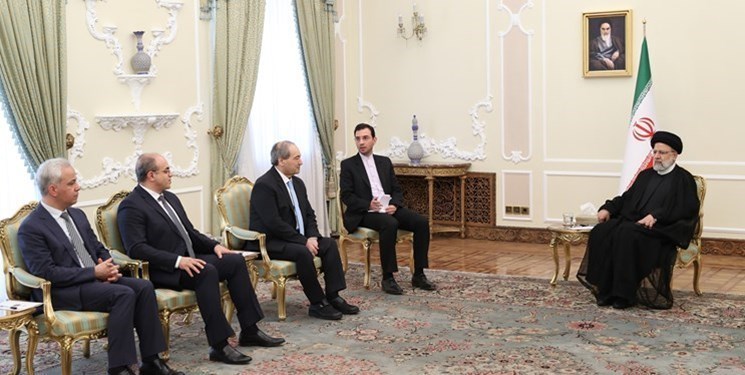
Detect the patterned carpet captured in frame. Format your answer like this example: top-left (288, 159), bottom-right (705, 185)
top-left (2, 264), bottom-right (744, 374)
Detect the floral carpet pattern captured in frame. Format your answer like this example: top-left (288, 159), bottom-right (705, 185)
top-left (2, 264), bottom-right (744, 374)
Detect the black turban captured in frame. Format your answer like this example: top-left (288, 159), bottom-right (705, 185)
top-left (650, 131), bottom-right (683, 154)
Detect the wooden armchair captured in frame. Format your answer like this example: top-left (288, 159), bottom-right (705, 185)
top-left (95, 190), bottom-right (230, 361)
top-left (214, 176), bottom-right (322, 321)
top-left (337, 194), bottom-right (414, 289)
top-left (0, 202), bottom-right (138, 375)
top-left (675, 175), bottom-right (706, 295)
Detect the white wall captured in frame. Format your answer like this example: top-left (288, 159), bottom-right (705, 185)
top-left (334, 0), bottom-right (745, 239)
top-left (65, 0), bottom-right (213, 233)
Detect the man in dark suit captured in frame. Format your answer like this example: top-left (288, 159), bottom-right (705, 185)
top-left (246, 141), bottom-right (358, 320)
top-left (18, 158), bottom-right (182, 375)
top-left (117, 153), bottom-right (284, 366)
top-left (340, 123), bottom-right (436, 295)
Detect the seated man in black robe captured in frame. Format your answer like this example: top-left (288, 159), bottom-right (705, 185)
top-left (577, 131), bottom-right (699, 310)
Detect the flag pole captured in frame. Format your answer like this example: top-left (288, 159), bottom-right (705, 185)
top-left (643, 19), bottom-right (647, 37)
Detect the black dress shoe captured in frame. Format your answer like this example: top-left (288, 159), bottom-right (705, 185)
top-left (612, 298), bottom-right (633, 310)
top-left (381, 278), bottom-right (403, 295)
top-left (411, 274), bottom-right (437, 291)
top-left (309, 299), bottom-right (343, 320)
top-left (109, 366), bottom-right (135, 375)
top-left (329, 296), bottom-right (360, 315)
top-left (239, 328), bottom-right (286, 347)
top-left (596, 295), bottom-right (614, 307)
top-left (140, 358), bottom-right (184, 375)
top-left (209, 345), bottom-right (252, 365)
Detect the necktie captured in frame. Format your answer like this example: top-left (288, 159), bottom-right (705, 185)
top-left (159, 195), bottom-right (196, 258)
top-left (60, 211), bottom-right (96, 268)
top-left (287, 180), bottom-right (305, 235)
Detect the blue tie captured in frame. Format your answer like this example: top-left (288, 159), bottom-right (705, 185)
top-left (287, 180), bottom-right (305, 235)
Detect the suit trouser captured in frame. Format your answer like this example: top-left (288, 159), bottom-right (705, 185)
top-left (179, 253), bottom-right (264, 347)
top-left (359, 207), bottom-right (430, 274)
top-left (80, 277), bottom-right (166, 369)
top-left (269, 237), bottom-right (347, 304)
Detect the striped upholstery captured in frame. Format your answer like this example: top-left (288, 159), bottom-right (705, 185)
top-left (35, 311), bottom-right (109, 337)
top-left (1, 202), bottom-right (109, 375)
top-left (215, 176), bottom-right (323, 321)
top-left (155, 288), bottom-right (198, 310)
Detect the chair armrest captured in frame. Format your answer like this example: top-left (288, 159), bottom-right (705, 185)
top-left (225, 226), bottom-right (273, 273)
top-left (10, 267), bottom-right (57, 325)
top-left (10, 267), bottom-right (45, 289)
top-left (110, 249), bottom-right (142, 276)
top-left (110, 249), bottom-right (150, 280)
top-left (225, 226), bottom-right (262, 241)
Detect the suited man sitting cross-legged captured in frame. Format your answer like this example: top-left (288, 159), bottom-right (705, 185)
top-left (245, 140), bottom-right (359, 320)
top-left (18, 158), bottom-right (182, 375)
top-left (117, 153), bottom-right (284, 366)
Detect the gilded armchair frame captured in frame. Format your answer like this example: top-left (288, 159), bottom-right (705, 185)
top-left (337, 194), bottom-right (415, 289)
top-left (0, 202), bottom-right (128, 375)
top-left (215, 176), bottom-right (322, 321)
top-left (96, 190), bottom-right (214, 361)
top-left (674, 175), bottom-right (706, 296)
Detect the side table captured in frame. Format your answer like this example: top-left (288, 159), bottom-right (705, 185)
top-left (0, 307), bottom-right (37, 375)
top-left (547, 224), bottom-right (592, 286)
top-left (393, 162), bottom-right (471, 237)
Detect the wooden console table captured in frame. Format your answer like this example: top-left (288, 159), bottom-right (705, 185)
top-left (393, 162), bottom-right (471, 237)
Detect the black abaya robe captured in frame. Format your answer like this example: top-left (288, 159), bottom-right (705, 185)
top-left (577, 165), bottom-right (699, 309)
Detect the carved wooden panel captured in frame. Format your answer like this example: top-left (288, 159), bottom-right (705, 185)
top-left (398, 172), bottom-right (496, 227)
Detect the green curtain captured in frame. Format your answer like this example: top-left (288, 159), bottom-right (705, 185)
top-left (0, 0), bottom-right (66, 171)
top-left (295, 0), bottom-right (338, 235)
top-left (210, 0), bottom-right (265, 235)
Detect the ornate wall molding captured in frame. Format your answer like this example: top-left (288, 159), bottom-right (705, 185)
top-left (498, 0), bottom-right (534, 164)
top-left (84, 0), bottom-right (183, 77)
top-left (382, 1), bottom-right (492, 161)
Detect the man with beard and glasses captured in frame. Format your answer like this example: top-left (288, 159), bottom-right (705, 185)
top-left (589, 19), bottom-right (625, 71)
top-left (577, 131), bottom-right (699, 310)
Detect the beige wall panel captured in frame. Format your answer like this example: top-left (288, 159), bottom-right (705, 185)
top-left (65, 0), bottom-right (212, 229)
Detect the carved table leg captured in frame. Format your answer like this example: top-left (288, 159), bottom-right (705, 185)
top-left (549, 234), bottom-right (560, 286)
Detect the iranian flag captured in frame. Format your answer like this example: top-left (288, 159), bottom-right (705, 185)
top-left (618, 37), bottom-right (657, 193)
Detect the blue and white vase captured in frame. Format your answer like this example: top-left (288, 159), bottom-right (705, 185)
top-left (130, 31), bottom-right (151, 74)
top-left (407, 115), bottom-right (424, 165)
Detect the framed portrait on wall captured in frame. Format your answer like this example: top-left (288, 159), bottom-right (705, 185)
top-left (583, 10), bottom-right (632, 77)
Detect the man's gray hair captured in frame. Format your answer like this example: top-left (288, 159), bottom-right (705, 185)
top-left (135, 153), bottom-right (159, 182)
top-left (270, 141), bottom-right (296, 166)
top-left (35, 158), bottom-right (73, 196)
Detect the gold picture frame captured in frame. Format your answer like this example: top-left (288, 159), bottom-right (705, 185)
top-left (583, 10), bottom-right (632, 77)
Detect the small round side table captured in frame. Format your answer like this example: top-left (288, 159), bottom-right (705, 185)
top-left (0, 307), bottom-right (37, 375)
top-left (547, 224), bottom-right (592, 286)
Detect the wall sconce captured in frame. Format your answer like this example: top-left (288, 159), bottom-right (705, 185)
top-left (398, 4), bottom-right (427, 41)
top-left (199, 0), bottom-right (215, 21)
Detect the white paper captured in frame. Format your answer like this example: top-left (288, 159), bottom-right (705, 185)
top-left (238, 251), bottom-right (260, 259)
top-left (378, 194), bottom-right (391, 213)
top-left (0, 300), bottom-right (42, 312)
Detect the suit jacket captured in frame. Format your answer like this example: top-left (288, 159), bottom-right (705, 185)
top-left (18, 205), bottom-right (111, 310)
top-left (339, 153), bottom-right (405, 232)
top-left (247, 168), bottom-right (321, 253)
top-left (117, 185), bottom-right (218, 288)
